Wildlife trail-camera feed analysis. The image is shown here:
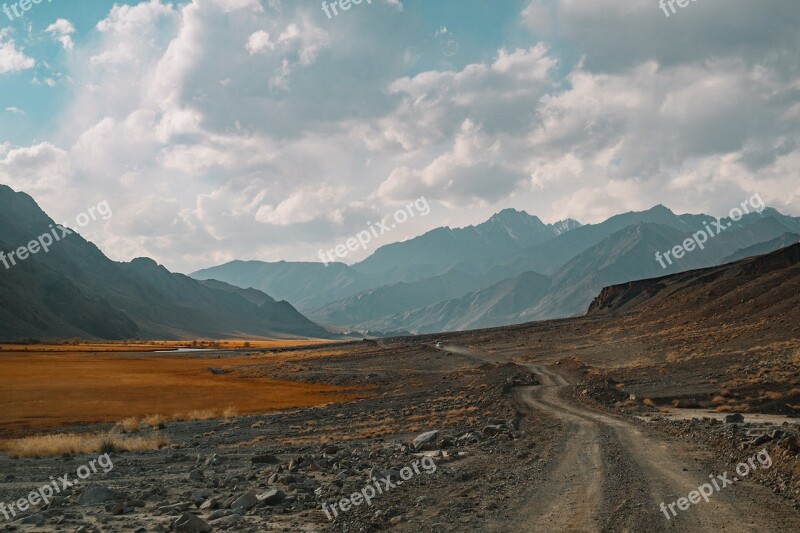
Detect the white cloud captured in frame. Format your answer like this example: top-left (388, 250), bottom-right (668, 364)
top-left (246, 30), bottom-right (274, 55)
top-left (255, 185), bottom-right (348, 226)
top-left (0, 30), bottom-right (35, 73)
top-left (0, 143), bottom-right (72, 194)
top-left (3, 0), bottom-right (798, 273)
top-left (45, 19), bottom-right (76, 50)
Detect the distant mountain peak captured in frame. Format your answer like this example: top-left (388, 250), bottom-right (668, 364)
top-left (649, 204), bottom-right (675, 214)
top-left (485, 208), bottom-right (543, 226)
top-left (551, 218), bottom-right (582, 235)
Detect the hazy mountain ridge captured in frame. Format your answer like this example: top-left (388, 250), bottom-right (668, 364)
top-left (350, 208), bottom-right (581, 278)
top-left (154, 197), bottom-right (799, 335)
top-left (588, 242), bottom-right (800, 319)
top-left (0, 185), bottom-right (329, 340)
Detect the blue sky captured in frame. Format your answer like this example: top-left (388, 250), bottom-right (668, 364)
top-left (2, 0), bottom-right (535, 143)
top-left (1, 0), bottom-right (140, 142)
top-left (1, 0), bottom-right (798, 273)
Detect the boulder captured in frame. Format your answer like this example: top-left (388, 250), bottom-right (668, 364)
top-left (231, 492), bottom-right (259, 511)
top-left (251, 454), bottom-right (279, 465)
top-left (724, 413), bottom-right (745, 424)
top-left (78, 486), bottom-right (117, 505)
top-left (412, 430), bottom-right (439, 450)
top-left (257, 489), bottom-right (286, 506)
top-left (172, 512), bottom-right (212, 533)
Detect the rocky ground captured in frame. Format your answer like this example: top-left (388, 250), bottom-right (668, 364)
top-left (0, 342), bottom-right (561, 532)
top-left (2, 306), bottom-right (800, 531)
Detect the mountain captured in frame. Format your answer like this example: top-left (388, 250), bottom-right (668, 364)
top-left (489, 205), bottom-right (705, 277)
top-left (351, 208), bottom-right (580, 279)
top-left (366, 271), bottom-right (552, 334)
top-left (306, 269), bottom-right (486, 326)
top-left (191, 260), bottom-right (379, 312)
top-left (527, 215), bottom-right (800, 320)
top-left (189, 202), bottom-right (800, 335)
top-left (0, 185), bottom-right (329, 340)
top-left (362, 211), bottom-right (800, 333)
top-left (191, 209), bottom-right (581, 311)
top-left (588, 242), bottom-right (800, 322)
top-left (719, 233), bottom-right (800, 265)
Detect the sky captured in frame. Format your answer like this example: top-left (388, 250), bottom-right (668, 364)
top-left (0, 0), bottom-right (799, 273)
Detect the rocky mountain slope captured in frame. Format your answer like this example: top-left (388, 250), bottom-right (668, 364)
top-left (0, 186), bottom-right (329, 340)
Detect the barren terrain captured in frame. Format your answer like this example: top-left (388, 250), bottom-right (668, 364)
top-left (1, 248), bottom-right (799, 532)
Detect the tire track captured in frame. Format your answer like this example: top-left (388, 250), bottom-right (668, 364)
top-left (438, 344), bottom-right (800, 532)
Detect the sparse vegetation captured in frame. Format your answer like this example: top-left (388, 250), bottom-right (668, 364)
top-left (142, 413), bottom-right (168, 430)
top-left (1, 431), bottom-right (170, 459)
top-left (0, 349), bottom-right (365, 437)
top-left (175, 410), bottom-right (217, 422)
top-left (118, 416), bottom-right (141, 433)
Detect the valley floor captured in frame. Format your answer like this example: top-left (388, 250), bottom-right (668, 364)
top-left (1, 319), bottom-right (799, 532)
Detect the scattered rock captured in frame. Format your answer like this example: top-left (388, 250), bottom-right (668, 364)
top-left (251, 454), bottom-right (279, 465)
top-left (257, 489), bottom-right (286, 506)
top-left (725, 413), bottom-right (745, 424)
top-left (78, 486), bottom-right (118, 505)
top-left (412, 430), bottom-right (439, 450)
top-left (172, 512), bottom-right (212, 533)
top-left (231, 492), bottom-right (259, 511)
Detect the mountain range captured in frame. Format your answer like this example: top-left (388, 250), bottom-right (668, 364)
top-left (193, 204), bottom-right (800, 334)
top-left (0, 185), bottom-right (330, 340)
top-left (4, 182), bottom-right (799, 340)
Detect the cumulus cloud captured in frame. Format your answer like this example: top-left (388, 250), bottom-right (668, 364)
top-left (246, 30), bottom-right (274, 55)
top-left (0, 143), bottom-right (72, 194)
top-left (0, 30), bottom-right (35, 73)
top-left (255, 184), bottom-right (349, 226)
top-left (45, 19), bottom-right (76, 50)
top-left (2, 0), bottom-right (798, 272)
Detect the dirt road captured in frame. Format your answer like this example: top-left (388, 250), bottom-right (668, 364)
top-left (440, 345), bottom-right (800, 532)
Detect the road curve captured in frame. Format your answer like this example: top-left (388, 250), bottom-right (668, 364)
top-left (439, 344), bottom-right (800, 532)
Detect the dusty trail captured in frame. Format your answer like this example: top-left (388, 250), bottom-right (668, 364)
top-left (440, 345), bottom-right (800, 532)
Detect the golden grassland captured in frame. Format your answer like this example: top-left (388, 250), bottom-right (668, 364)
top-left (0, 347), bottom-right (366, 438)
top-left (0, 338), bottom-right (337, 353)
top-left (1, 431), bottom-right (172, 459)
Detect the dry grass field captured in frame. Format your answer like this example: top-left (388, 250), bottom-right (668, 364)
top-left (0, 344), bottom-right (364, 438)
top-left (0, 338), bottom-right (336, 353)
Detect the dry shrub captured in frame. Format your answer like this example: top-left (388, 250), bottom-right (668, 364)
top-left (711, 396), bottom-right (728, 405)
top-left (174, 410), bottom-right (217, 422)
top-left (2, 431), bottom-right (170, 459)
top-left (142, 414), bottom-right (168, 430)
top-left (643, 398), bottom-right (657, 407)
top-left (117, 417), bottom-right (140, 433)
top-left (222, 406), bottom-right (239, 420)
top-left (715, 405), bottom-right (733, 412)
